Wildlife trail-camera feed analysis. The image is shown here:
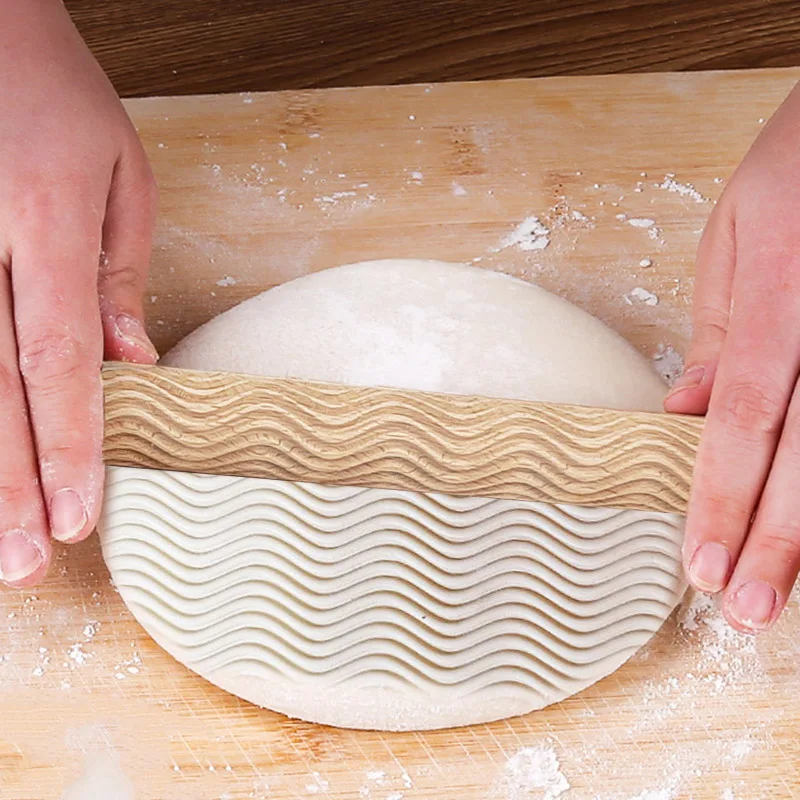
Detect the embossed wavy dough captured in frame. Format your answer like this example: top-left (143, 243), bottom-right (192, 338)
top-left (98, 259), bottom-right (686, 731)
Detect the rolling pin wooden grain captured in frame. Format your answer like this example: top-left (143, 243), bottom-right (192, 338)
top-left (101, 362), bottom-right (703, 514)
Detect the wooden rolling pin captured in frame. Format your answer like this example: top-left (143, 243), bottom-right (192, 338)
top-left (101, 362), bottom-right (703, 514)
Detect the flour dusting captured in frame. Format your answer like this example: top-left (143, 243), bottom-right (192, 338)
top-left (657, 174), bottom-right (709, 204)
top-left (500, 746), bottom-right (569, 800)
top-left (113, 651), bottom-right (143, 681)
top-left (652, 345), bottom-right (684, 386)
top-left (67, 643), bottom-right (90, 668)
top-left (626, 287), bottom-right (659, 307)
top-left (60, 753), bottom-right (135, 800)
top-left (626, 788), bottom-right (678, 800)
top-left (497, 217), bottom-right (551, 252)
top-left (314, 191), bottom-right (357, 204)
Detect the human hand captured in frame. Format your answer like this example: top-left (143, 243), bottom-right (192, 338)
top-left (0, 0), bottom-right (157, 586)
top-left (665, 81), bottom-right (800, 632)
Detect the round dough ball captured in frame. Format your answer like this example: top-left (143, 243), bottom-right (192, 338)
top-left (162, 259), bottom-right (667, 410)
top-left (99, 260), bottom-right (685, 731)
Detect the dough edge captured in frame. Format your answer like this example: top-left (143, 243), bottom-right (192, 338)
top-left (100, 259), bottom-right (685, 731)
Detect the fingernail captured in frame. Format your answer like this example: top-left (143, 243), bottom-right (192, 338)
top-left (50, 488), bottom-right (88, 543)
top-left (728, 580), bottom-right (777, 631)
top-left (115, 314), bottom-right (159, 362)
top-left (687, 541), bottom-right (732, 593)
top-left (0, 531), bottom-right (44, 584)
top-left (667, 366), bottom-right (705, 397)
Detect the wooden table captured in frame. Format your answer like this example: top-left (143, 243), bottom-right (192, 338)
top-left (2, 66), bottom-right (800, 799)
top-left (66, 0), bottom-right (800, 97)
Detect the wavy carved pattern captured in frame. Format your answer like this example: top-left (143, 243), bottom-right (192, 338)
top-left (101, 363), bottom-right (703, 514)
top-left (99, 467), bottom-right (686, 730)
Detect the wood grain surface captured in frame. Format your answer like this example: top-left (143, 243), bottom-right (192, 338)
top-left (102, 363), bottom-right (703, 513)
top-left (65, 0), bottom-right (800, 97)
top-left (3, 69), bottom-right (800, 799)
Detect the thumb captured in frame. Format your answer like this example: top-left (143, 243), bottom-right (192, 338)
top-left (98, 147), bottom-right (159, 365)
top-left (665, 200), bottom-right (735, 415)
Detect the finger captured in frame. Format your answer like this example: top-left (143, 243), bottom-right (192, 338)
top-left (665, 199), bottom-right (735, 414)
top-left (98, 149), bottom-right (159, 364)
top-left (682, 250), bottom-right (800, 595)
top-left (0, 267), bottom-right (50, 584)
top-left (723, 377), bottom-right (800, 632)
top-left (12, 210), bottom-right (105, 545)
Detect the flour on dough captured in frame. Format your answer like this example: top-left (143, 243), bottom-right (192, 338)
top-left (99, 259), bottom-right (685, 731)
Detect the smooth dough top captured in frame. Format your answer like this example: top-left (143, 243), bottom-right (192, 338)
top-left (163, 259), bottom-right (666, 410)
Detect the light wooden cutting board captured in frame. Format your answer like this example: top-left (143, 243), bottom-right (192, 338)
top-left (2, 68), bottom-right (800, 800)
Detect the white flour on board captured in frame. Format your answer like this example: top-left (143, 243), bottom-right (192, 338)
top-left (61, 753), bottom-right (135, 800)
top-left (495, 217), bottom-right (551, 252)
top-left (652, 344), bottom-right (684, 386)
top-left (67, 642), bottom-right (90, 667)
top-left (657, 174), bottom-right (710, 204)
top-left (590, 786), bottom-right (679, 800)
top-left (627, 218), bottom-right (656, 229)
top-left (625, 287), bottom-right (659, 307)
top-left (623, 788), bottom-right (678, 800)
top-left (625, 217), bottom-right (663, 243)
top-left (516, 578), bottom-right (796, 800)
top-left (549, 198), bottom-right (595, 230)
top-left (497, 746), bottom-right (569, 800)
top-left (314, 191), bottom-right (358, 204)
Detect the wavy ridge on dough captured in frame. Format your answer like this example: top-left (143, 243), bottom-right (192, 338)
top-left (100, 467), bottom-right (685, 727)
top-left (107, 472), bottom-right (683, 546)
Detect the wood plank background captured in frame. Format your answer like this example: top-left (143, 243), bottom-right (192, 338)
top-left (65, 0), bottom-right (800, 97)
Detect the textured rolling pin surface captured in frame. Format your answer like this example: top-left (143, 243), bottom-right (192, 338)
top-left (99, 467), bottom-right (686, 730)
top-left (102, 364), bottom-right (703, 514)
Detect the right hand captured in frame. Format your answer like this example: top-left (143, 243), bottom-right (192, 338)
top-left (665, 81), bottom-right (800, 632)
top-left (0, 0), bottom-right (158, 586)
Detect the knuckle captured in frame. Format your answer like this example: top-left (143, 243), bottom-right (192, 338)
top-left (753, 523), bottom-right (800, 562)
top-left (99, 260), bottom-right (145, 293)
top-left (696, 490), bottom-right (751, 534)
top-left (716, 375), bottom-right (785, 438)
top-left (17, 329), bottom-right (97, 390)
top-left (693, 303), bottom-right (729, 342)
top-left (15, 178), bottom-right (95, 228)
top-left (0, 360), bottom-right (20, 401)
top-left (40, 444), bottom-right (101, 518)
top-left (15, 187), bottom-right (58, 228)
top-left (0, 479), bottom-right (34, 509)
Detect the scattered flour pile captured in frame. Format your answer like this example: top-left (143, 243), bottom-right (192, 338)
top-left (499, 746), bottom-right (570, 799)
